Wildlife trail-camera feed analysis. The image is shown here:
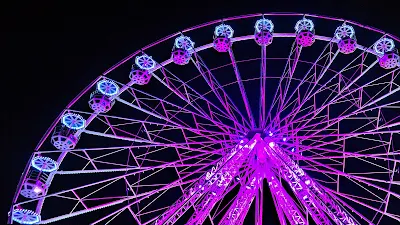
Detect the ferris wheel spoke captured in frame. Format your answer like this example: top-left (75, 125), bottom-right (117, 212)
top-left (361, 80), bottom-right (400, 109)
top-left (295, 132), bottom-right (393, 160)
top-left (38, 197), bottom-right (134, 224)
top-left (82, 129), bottom-right (155, 143)
top-left (149, 62), bottom-right (242, 134)
top-left (297, 129), bottom-right (393, 147)
top-left (96, 208), bottom-right (127, 225)
top-left (72, 108), bottom-right (237, 145)
top-left (293, 139), bottom-right (396, 180)
top-left (119, 89), bottom-right (236, 134)
top-left (117, 90), bottom-right (241, 135)
top-left (301, 41), bottom-right (375, 101)
top-left (87, 111), bottom-right (230, 146)
top-left (39, 140), bottom-right (234, 158)
top-left (31, 158), bottom-right (217, 224)
top-left (339, 59), bottom-right (380, 96)
top-left (287, 106), bottom-right (398, 142)
top-left (292, 104), bottom-right (400, 148)
top-left (325, 69), bottom-right (399, 112)
top-left (296, 154), bottom-right (400, 200)
top-left (289, 82), bottom-right (341, 129)
top-left (296, 143), bottom-right (399, 164)
top-left (152, 69), bottom-right (233, 134)
top-left (270, 48), bottom-right (304, 133)
top-left (228, 48), bottom-right (256, 128)
top-left (126, 85), bottom-right (239, 133)
top-left (266, 172), bottom-right (307, 225)
top-left (265, 40), bottom-right (298, 128)
top-left (301, 166), bottom-right (396, 186)
top-left (191, 53), bottom-right (251, 130)
top-left (301, 47), bottom-right (340, 105)
top-left (327, 188), bottom-right (400, 223)
top-left (300, 155), bottom-right (396, 188)
top-left (259, 45), bottom-right (267, 128)
top-left (268, 41), bottom-right (336, 130)
top-left (61, 146), bottom-right (220, 174)
top-left (81, 128), bottom-right (235, 158)
top-left (278, 46), bottom-right (302, 114)
top-left (278, 45), bottom-right (380, 130)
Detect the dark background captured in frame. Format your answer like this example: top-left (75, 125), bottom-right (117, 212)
top-left (2, 0), bottom-right (400, 224)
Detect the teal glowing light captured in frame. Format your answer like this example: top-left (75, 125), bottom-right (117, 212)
top-left (174, 36), bottom-right (195, 51)
top-left (97, 80), bottom-right (119, 96)
top-left (12, 209), bottom-right (40, 224)
top-left (61, 113), bottom-right (85, 130)
top-left (31, 156), bottom-right (58, 172)
top-left (135, 54), bottom-right (155, 70)
top-left (255, 18), bottom-right (274, 33)
top-left (214, 24), bottom-right (234, 38)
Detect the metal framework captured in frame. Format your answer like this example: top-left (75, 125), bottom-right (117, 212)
top-left (8, 13), bottom-right (400, 225)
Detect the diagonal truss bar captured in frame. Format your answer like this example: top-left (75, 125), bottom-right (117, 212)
top-left (149, 69), bottom-right (231, 135)
top-left (185, 139), bottom-right (258, 225)
top-left (266, 170), bottom-right (307, 225)
top-left (263, 40), bottom-right (297, 128)
top-left (115, 97), bottom-right (224, 141)
top-left (276, 69), bottom-right (399, 142)
top-left (218, 169), bottom-right (263, 225)
top-left (277, 54), bottom-right (381, 134)
top-left (152, 136), bottom-right (258, 225)
top-left (118, 84), bottom-right (241, 134)
top-left (278, 45), bottom-right (302, 115)
top-left (191, 53), bottom-right (251, 131)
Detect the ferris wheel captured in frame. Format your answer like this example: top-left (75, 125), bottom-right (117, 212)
top-left (9, 13), bottom-right (400, 225)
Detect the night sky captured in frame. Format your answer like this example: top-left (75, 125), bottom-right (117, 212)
top-left (3, 1), bottom-right (400, 224)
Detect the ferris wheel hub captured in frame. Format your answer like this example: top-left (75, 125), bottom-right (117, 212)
top-left (245, 129), bottom-right (269, 139)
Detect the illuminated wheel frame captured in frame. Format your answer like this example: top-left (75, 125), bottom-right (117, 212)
top-left (9, 13), bottom-right (400, 225)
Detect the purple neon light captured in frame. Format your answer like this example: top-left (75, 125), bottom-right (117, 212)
top-left (9, 12), bottom-right (400, 225)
